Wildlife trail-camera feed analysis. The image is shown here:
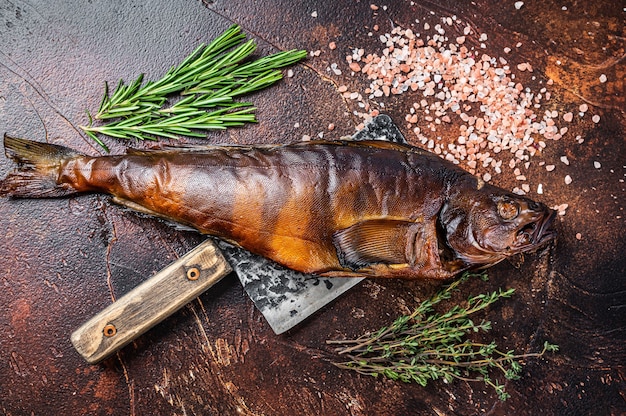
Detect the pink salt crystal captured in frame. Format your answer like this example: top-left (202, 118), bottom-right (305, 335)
top-left (563, 112), bottom-right (573, 122)
top-left (579, 103), bottom-right (588, 113)
top-left (349, 62), bottom-right (362, 72)
top-left (592, 114), bottom-right (600, 123)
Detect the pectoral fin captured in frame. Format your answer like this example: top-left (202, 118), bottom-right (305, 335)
top-left (332, 219), bottom-right (415, 270)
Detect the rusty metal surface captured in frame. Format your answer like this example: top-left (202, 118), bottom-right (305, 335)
top-left (0, 0), bottom-right (624, 415)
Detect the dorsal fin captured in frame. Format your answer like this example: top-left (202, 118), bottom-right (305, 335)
top-left (124, 143), bottom-right (280, 156)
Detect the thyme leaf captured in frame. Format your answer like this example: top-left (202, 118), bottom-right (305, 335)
top-left (328, 272), bottom-right (559, 401)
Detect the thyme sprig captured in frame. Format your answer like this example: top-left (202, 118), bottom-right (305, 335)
top-left (328, 273), bottom-right (559, 401)
top-left (80, 25), bottom-right (306, 150)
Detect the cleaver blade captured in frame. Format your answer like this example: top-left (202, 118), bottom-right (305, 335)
top-left (219, 114), bottom-right (407, 334)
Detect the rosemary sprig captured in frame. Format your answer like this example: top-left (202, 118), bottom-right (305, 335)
top-left (80, 25), bottom-right (306, 150)
top-left (328, 273), bottom-right (559, 401)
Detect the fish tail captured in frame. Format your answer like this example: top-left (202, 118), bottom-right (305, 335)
top-left (0, 134), bottom-right (84, 198)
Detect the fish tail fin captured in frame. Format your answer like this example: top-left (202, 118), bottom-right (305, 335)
top-left (0, 134), bottom-right (84, 198)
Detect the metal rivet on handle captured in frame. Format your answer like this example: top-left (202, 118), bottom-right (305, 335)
top-left (186, 267), bottom-right (200, 281)
top-left (103, 323), bottom-right (117, 337)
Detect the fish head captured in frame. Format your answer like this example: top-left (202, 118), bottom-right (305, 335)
top-left (441, 183), bottom-right (557, 267)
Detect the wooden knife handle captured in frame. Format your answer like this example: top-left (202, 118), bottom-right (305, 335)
top-left (71, 239), bottom-right (232, 364)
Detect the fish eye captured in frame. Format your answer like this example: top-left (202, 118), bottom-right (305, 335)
top-left (497, 200), bottom-right (520, 220)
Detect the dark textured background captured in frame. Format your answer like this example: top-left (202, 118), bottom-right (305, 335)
top-left (0, 1), bottom-right (624, 415)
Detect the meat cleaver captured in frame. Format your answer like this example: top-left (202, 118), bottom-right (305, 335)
top-left (71, 114), bottom-right (407, 363)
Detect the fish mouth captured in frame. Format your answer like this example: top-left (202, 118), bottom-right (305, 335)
top-left (515, 209), bottom-right (557, 249)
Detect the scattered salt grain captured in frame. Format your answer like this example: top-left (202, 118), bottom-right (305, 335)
top-left (579, 103), bottom-right (588, 113)
top-left (537, 183), bottom-right (543, 194)
top-left (592, 114), bottom-right (600, 123)
top-left (329, 41), bottom-right (337, 50)
top-left (576, 233), bottom-right (582, 240)
top-left (514, 1), bottom-right (524, 10)
top-left (370, 4), bottom-right (379, 10)
top-left (349, 62), bottom-right (362, 72)
top-left (599, 74), bottom-right (607, 83)
top-left (564, 175), bottom-right (572, 185)
top-left (287, 69), bottom-right (294, 78)
top-left (340, 20), bottom-right (576, 200)
top-left (553, 203), bottom-right (569, 216)
top-left (311, 11), bottom-right (318, 18)
top-left (594, 161), bottom-right (601, 169)
top-left (560, 156), bottom-right (570, 165)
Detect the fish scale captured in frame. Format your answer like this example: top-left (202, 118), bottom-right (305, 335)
top-left (1, 115), bottom-right (557, 351)
top-left (1, 116), bottom-right (556, 281)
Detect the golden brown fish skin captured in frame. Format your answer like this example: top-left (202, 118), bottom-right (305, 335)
top-left (0, 136), bottom-right (556, 279)
top-left (57, 141), bottom-right (465, 276)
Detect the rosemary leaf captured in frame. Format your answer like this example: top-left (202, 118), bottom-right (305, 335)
top-left (81, 25), bottom-right (306, 149)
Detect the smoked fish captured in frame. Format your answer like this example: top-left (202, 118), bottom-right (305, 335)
top-left (0, 135), bottom-right (556, 279)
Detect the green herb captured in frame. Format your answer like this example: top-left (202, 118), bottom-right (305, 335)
top-left (80, 25), bottom-right (306, 150)
top-left (327, 273), bottom-right (559, 401)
